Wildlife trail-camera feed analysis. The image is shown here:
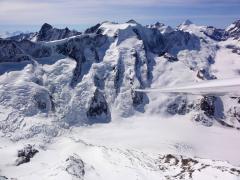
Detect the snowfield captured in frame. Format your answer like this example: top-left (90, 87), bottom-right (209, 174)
top-left (0, 19), bottom-right (240, 179)
top-left (1, 115), bottom-right (240, 179)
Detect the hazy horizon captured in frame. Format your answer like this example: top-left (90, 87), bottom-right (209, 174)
top-left (1, 18), bottom-right (239, 33)
top-left (0, 0), bottom-right (239, 33)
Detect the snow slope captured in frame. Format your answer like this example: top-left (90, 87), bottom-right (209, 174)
top-left (1, 115), bottom-right (240, 179)
top-left (0, 20), bottom-right (240, 179)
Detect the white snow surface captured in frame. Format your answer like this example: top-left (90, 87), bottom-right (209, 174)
top-left (0, 21), bottom-right (240, 179)
top-left (1, 115), bottom-right (240, 179)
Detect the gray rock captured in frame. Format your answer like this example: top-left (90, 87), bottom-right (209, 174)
top-left (85, 23), bottom-right (101, 34)
top-left (66, 155), bottom-right (85, 179)
top-left (15, 144), bottom-right (39, 166)
top-left (197, 68), bottom-right (216, 80)
top-left (200, 96), bottom-right (216, 117)
top-left (226, 20), bottom-right (240, 40)
top-left (87, 89), bottom-right (111, 124)
top-left (36, 23), bottom-right (81, 42)
top-left (203, 26), bottom-right (226, 41)
top-left (193, 113), bottom-right (214, 127)
top-left (163, 53), bottom-right (178, 62)
top-left (0, 176), bottom-right (8, 180)
top-left (167, 97), bottom-right (189, 115)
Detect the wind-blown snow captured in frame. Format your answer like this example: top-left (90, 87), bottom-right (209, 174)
top-left (136, 77), bottom-right (240, 96)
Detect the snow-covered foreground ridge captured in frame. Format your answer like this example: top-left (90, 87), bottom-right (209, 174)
top-left (1, 129), bottom-right (240, 180)
top-left (0, 20), bottom-right (240, 179)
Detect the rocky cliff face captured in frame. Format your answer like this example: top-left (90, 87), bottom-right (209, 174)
top-left (0, 20), bottom-right (240, 138)
top-left (36, 23), bottom-right (82, 42)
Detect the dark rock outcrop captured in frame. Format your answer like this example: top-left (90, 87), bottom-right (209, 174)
top-left (226, 45), bottom-right (240, 55)
top-left (192, 96), bottom-right (217, 126)
top-left (163, 53), bottom-right (178, 62)
top-left (227, 106), bottom-right (240, 123)
top-left (197, 68), bottom-right (216, 80)
top-left (200, 96), bottom-right (216, 117)
top-left (0, 39), bottom-right (32, 63)
top-left (66, 155), bottom-right (85, 179)
top-left (57, 34), bottom-right (108, 87)
top-left (203, 26), bottom-right (226, 41)
top-left (132, 91), bottom-right (149, 112)
top-left (0, 176), bottom-right (8, 180)
top-left (17, 39), bottom-right (52, 58)
top-left (164, 30), bottom-right (201, 56)
top-left (193, 113), bottom-right (214, 126)
top-left (167, 98), bottom-right (189, 115)
top-left (0, 38), bottom-right (53, 63)
top-left (84, 23), bottom-right (101, 34)
top-left (226, 20), bottom-right (240, 39)
top-left (7, 32), bottom-right (37, 42)
top-left (87, 89), bottom-right (111, 124)
top-left (15, 144), bottom-right (39, 166)
top-left (36, 23), bottom-right (81, 42)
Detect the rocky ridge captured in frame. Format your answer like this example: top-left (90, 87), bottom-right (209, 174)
top-left (0, 20), bottom-right (240, 139)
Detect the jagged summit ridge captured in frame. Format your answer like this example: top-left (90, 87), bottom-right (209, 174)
top-left (36, 23), bottom-right (81, 41)
top-left (0, 19), bottom-right (239, 139)
top-left (6, 23), bottom-right (82, 42)
top-left (0, 19), bottom-right (240, 180)
top-left (40, 23), bottom-right (53, 32)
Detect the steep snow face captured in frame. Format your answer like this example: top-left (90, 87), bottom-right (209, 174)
top-left (0, 20), bottom-right (240, 139)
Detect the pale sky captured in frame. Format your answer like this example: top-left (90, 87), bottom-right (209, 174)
top-left (0, 0), bottom-right (239, 32)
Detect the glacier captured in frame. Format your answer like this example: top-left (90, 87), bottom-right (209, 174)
top-left (0, 20), bottom-right (240, 179)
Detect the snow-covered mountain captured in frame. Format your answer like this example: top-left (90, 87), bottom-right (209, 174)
top-left (0, 20), bottom-right (240, 179)
top-left (3, 24), bottom-right (82, 42)
top-left (226, 20), bottom-right (240, 40)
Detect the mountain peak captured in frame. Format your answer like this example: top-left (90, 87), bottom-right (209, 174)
top-left (182, 19), bottom-right (193, 26)
top-left (36, 23), bottom-right (81, 41)
top-left (40, 23), bottom-right (53, 32)
top-left (155, 22), bottom-right (165, 28)
top-left (126, 19), bottom-right (138, 24)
